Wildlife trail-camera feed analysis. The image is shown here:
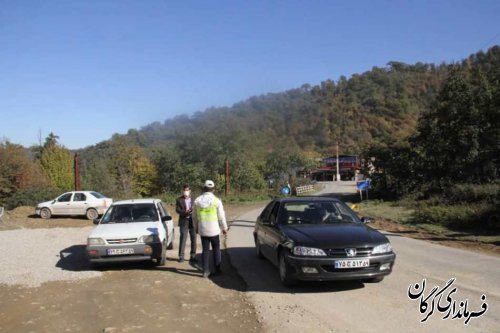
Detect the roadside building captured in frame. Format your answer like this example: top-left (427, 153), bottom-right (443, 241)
top-left (311, 155), bottom-right (360, 181)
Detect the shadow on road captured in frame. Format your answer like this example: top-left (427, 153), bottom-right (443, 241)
top-left (56, 244), bottom-right (194, 272)
top-left (319, 192), bottom-right (359, 203)
top-left (56, 244), bottom-right (93, 271)
top-left (209, 247), bottom-right (366, 294)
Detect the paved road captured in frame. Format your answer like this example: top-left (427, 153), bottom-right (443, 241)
top-left (226, 182), bottom-right (500, 332)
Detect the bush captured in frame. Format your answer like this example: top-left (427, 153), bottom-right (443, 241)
top-left (442, 182), bottom-right (500, 204)
top-left (411, 202), bottom-right (499, 231)
top-left (4, 186), bottom-right (62, 210)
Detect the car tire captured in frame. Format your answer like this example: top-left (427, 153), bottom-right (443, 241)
top-left (255, 236), bottom-right (264, 259)
top-left (167, 230), bottom-right (174, 250)
top-left (279, 250), bottom-right (297, 287)
top-left (156, 241), bottom-right (167, 266)
top-left (40, 208), bottom-right (52, 219)
top-left (86, 208), bottom-right (98, 220)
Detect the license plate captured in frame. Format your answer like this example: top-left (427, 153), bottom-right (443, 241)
top-left (335, 259), bottom-right (369, 269)
top-left (107, 248), bottom-right (134, 255)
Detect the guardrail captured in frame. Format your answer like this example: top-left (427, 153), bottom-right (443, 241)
top-left (295, 184), bottom-right (314, 195)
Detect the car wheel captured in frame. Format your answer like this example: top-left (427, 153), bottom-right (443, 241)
top-left (279, 250), bottom-right (297, 287)
top-left (167, 230), bottom-right (174, 250)
top-left (156, 241), bottom-right (167, 266)
top-left (86, 208), bottom-right (98, 220)
top-left (40, 208), bottom-right (52, 219)
top-left (255, 236), bottom-right (264, 259)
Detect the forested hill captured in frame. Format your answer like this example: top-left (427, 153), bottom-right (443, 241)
top-left (136, 60), bottom-right (445, 154)
top-left (73, 46), bottom-right (498, 197)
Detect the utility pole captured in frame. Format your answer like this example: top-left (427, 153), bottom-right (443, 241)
top-left (74, 153), bottom-right (81, 191)
top-left (336, 142), bottom-right (341, 182)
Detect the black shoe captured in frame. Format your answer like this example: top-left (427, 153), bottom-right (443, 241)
top-left (202, 271), bottom-right (210, 278)
top-left (189, 258), bottom-right (196, 263)
top-left (178, 258), bottom-right (185, 263)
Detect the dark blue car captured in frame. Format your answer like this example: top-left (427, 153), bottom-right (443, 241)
top-left (254, 197), bottom-right (396, 287)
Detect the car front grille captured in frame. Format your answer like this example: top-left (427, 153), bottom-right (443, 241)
top-left (326, 247), bottom-right (373, 257)
top-left (106, 238), bottom-right (137, 244)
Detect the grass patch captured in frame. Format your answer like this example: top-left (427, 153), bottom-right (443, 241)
top-left (355, 200), bottom-right (414, 224)
top-left (354, 199), bottom-right (500, 245)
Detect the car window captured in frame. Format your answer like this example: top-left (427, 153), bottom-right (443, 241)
top-left (333, 202), bottom-right (360, 222)
top-left (157, 202), bottom-right (169, 217)
top-left (57, 193), bottom-right (72, 202)
top-left (269, 203), bottom-right (280, 224)
top-left (90, 192), bottom-right (105, 199)
top-left (100, 204), bottom-right (158, 223)
top-left (259, 201), bottom-right (275, 221)
top-left (73, 193), bottom-right (86, 202)
top-left (281, 201), bottom-right (357, 224)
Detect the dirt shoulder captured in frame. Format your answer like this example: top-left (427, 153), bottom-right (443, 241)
top-left (0, 203), bottom-right (265, 333)
top-left (368, 216), bottom-right (500, 257)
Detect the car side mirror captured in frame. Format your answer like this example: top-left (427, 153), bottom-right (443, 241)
top-left (361, 217), bottom-right (372, 224)
top-left (162, 215), bottom-right (172, 222)
top-left (93, 218), bottom-right (100, 225)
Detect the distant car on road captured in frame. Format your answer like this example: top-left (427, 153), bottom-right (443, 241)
top-left (86, 199), bottom-right (174, 266)
top-left (35, 191), bottom-right (113, 220)
top-left (254, 197), bottom-right (396, 287)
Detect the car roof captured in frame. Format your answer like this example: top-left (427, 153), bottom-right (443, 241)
top-left (112, 199), bottom-right (161, 205)
top-left (276, 196), bottom-right (343, 203)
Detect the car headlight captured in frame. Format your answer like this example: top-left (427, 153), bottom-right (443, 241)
top-left (372, 243), bottom-right (393, 254)
top-left (138, 235), bottom-right (155, 244)
top-left (87, 238), bottom-right (105, 246)
top-left (293, 246), bottom-right (327, 256)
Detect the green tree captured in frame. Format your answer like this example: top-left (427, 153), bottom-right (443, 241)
top-left (39, 134), bottom-right (73, 190)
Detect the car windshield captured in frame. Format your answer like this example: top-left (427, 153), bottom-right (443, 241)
top-left (280, 201), bottom-right (360, 225)
top-left (100, 204), bottom-right (158, 223)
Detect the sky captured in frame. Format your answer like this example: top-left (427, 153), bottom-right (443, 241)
top-left (1, 0), bottom-right (499, 149)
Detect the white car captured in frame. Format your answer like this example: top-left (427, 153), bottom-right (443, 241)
top-left (36, 191), bottom-right (113, 220)
top-left (86, 199), bottom-right (175, 266)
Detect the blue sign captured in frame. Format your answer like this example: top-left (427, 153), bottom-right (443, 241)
top-left (356, 181), bottom-right (370, 190)
top-left (280, 186), bottom-right (291, 195)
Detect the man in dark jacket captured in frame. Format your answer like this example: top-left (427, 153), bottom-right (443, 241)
top-left (175, 185), bottom-right (197, 263)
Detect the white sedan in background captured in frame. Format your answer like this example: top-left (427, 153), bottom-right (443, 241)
top-left (36, 191), bottom-right (113, 220)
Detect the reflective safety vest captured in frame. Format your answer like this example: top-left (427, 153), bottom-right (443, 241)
top-left (196, 200), bottom-right (219, 223)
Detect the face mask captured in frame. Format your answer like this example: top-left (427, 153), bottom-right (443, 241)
top-left (183, 190), bottom-right (191, 197)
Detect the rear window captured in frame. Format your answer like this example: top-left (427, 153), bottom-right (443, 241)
top-left (100, 204), bottom-right (159, 223)
top-left (90, 192), bottom-right (106, 199)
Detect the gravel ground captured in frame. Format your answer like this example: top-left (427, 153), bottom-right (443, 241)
top-left (0, 202), bottom-right (266, 288)
top-left (0, 227), bottom-right (101, 287)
